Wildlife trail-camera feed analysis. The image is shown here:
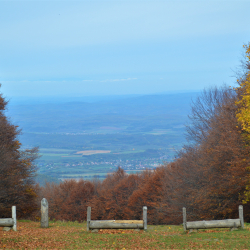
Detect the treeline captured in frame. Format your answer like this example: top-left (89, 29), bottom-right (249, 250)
top-left (38, 167), bottom-right (173, 224)
top-left (1, 43), bottom-right (250, 223)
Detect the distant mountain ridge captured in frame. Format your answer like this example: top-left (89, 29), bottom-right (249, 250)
top-left (6, 92), bottom-right (199, 134)
top-left (4, 92), bottom-right (200, 180)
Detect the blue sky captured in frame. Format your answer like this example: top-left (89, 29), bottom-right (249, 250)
top-left (1, 0), bottom-right (250, 98)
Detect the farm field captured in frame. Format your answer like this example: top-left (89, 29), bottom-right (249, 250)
top-left (1, 221), bottom-right (250, 249)
top-left (34, 133), bottom-right (182, 181)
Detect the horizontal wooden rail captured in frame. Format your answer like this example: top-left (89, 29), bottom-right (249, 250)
top-left (90, 220), bottom-right (143, 229)
top-left (183, 205), bottom-right (244, 232)
top-left (187, 219), bottom-right (241, 229)
top-left (0, 218), bottom-right (14, 227)
top-left (87, 206), bottom-right (147, 231)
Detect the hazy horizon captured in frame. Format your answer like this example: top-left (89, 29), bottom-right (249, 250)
top-left (6, 89), bottom-right (200, 106)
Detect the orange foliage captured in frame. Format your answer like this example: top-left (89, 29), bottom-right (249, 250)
top-left (40, 179), bottom-right (94, 222)
top-left (0, 85), bottom-right (38, 218)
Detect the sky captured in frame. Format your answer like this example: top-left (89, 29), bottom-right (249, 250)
top-left (1, 0), bottom-right (250, 98)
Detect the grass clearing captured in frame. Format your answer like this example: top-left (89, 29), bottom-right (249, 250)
top-left (1, 221), bottom-right (250, 249)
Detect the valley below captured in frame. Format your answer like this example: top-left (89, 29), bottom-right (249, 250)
top-left (6, 92), bottom-right (198, 183)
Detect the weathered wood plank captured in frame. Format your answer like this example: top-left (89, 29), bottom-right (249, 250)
top-left (87, 206), bottom-right (147, 231)
top-left (0, 219), bottom-right (14, 227)
top-left (187, 219), bottom-right (241, 229)
top-left (90, 220), bottom-right (143, 229)
top-left (92, 220), bottom-right (143, 224)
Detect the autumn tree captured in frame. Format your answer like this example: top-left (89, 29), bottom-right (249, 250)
top-left (167, 85), bottom-right (250, 221)
top-left (90, 167), bottom-right (132, 220)
top-left (0, 85), bottom-right (39, 218)
top-left (235, 42), bottom-right (250, 204)
top-left (40, 179), bottom-right (95, 221)
top-left (236, 43), bottom-right (250, 141)
top-left (126, 167), bottom-right (169, 224)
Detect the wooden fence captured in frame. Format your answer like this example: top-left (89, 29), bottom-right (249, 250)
top-left (87, 206), bottom-right (147, 231)
top-left (0, 206), bottom-right (17, 231)
top-left (183, 205), bottom-right (244, 231)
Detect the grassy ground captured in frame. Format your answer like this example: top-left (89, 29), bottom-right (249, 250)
top-left (1, 221), bottom-right (250, 249)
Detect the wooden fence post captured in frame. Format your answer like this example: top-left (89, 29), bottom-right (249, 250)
top-left (143, 206), bottom-right (147, 231)
top-left (87, 206), bottom-right (91, 231)
top-left (183, 207), bottom-right (186, 231)
top-left (12, 206), bottom-right (17, 231)
top-left (239, 205), bottom-right (244, 229)
top-left (41, 198), bottom-right (49, 228)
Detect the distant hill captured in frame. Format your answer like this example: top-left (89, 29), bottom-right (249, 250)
top-left (5, 92), bottom-right (200, 180)
top-left (6, 92), bottom-right (199, 135)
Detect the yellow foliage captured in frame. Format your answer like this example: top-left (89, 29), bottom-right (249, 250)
top-left (25, 187), bottom-right (38, 197)
top-left (236, 43), bottom-right (250, 141)
top-left (236, 43), bottom-right (250, 203)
